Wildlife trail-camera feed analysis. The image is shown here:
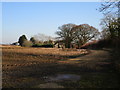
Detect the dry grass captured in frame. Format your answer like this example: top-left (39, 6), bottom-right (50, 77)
top-left (2, 46), bottom-right (89, 88)
top-left (2, 46), bottom-right (120, 88)
top-left (2, 46), bottom-right (88, 65)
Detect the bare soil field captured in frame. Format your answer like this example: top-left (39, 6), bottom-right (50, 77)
top-left (2, 46), bottom-right (120, 88)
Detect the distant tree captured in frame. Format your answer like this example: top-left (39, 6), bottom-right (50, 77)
top-left (22, 40), bottom-right (33, 47)
top-left (11, 42), bottom-right (19, 45)
top-left (42, 40), bottom-right (53, 45)
top-left (18, 35), bottom-right (27, 46)
top-left (30, 37), bottom-right (36, 44)
top-left (33, 33), bottom-right (55, 42)
top-left (39, 41), bottom-right (43, 44)
top-left (72, 24), bottom-right (99, 48)
top-left (56, 23), bottom-right (76, 48)
top-left (43, 41), bottom-right (48, 44)
top-left (48, 40), bottom-right (53, 44)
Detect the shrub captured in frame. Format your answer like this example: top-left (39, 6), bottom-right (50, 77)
top-left (32, 43), bottom-right (42, 47)
top-left (22, 40), bottom-right (33, 47)
top-left (32, 43), bottom-right (53, 48)
top-left (41, 44), bottom-right (54, 48)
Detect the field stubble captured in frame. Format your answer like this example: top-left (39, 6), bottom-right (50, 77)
top-left (2, 46), bottom-right (89, 88)
top-left (2, 46), bottom-right (120, 88)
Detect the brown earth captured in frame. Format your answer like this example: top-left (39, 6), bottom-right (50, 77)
top-left (2, 46), bottom-right (120, 88)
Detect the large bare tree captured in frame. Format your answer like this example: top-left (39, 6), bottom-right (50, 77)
top-left (72, 24), bottom-right (99, 48)
top-left (56, 23), bottom-right (76, 48)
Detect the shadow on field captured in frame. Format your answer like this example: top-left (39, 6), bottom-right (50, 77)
top-left (2, 50), bottom-right (90, 88)
top-left (3, 58), bottom-right (118, 88)
top-left (2, 49), bottom-right (120, 88)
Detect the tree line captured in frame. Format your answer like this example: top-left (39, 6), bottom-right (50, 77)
top-left (16, 23), bottom-right (100, 48)
top-left (17, 35), bottom-right (54, 47)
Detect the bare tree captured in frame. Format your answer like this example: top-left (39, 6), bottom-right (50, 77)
top-left (101, 14), bottom-right (119, 39)
top-left (56, 23), bottom-right (76, 48)
top-left (101, 28), bottom-right (111, 39)
top-left (99, 0), bottom-right (120, 39)
top-left (72, 24), bottom-right (99, 48)
top-left (33, 33), bottom-right (55, 42)
top-left (99, 0), bottom-right (119, 15)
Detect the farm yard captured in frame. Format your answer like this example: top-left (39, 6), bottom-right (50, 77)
top-left (2, 45), bottom-right (120, 88)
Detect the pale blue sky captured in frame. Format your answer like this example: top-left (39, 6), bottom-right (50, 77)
top-left (2, 2), bottom-right (103, 44)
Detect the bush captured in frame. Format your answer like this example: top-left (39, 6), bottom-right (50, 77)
top-left (32, 43), bottom-right (42, 47)
top-left (32, 43), bottom-right (53, 48)
top-left (22, 40), bottom-right (33, 47)
top-left (41, 44), bottom-right (54, 48)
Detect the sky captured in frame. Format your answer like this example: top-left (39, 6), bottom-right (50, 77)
top-left (2, 2), bottom-right (104, 44)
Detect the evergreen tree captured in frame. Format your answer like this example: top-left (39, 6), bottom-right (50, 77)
top-left (30, 37), bottom-right (36, 44)
top-left (18, 35), bottom-right (27, 46)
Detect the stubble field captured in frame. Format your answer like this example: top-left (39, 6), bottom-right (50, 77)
top-left (1, 45), bottom-right (120, 88)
